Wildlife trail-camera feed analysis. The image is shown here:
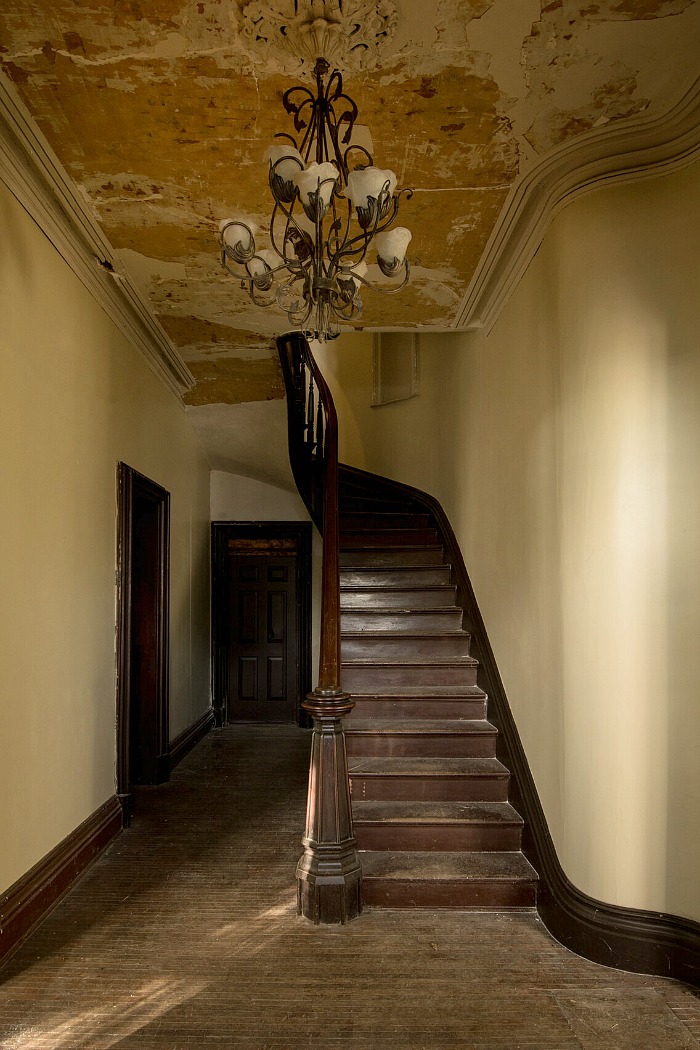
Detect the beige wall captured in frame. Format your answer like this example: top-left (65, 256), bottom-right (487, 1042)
top-left (329, 160), bottom-right (700, 924)
top-left (0, 183), bottom-right (211, 894)
top-left (211, 470), bottom-right (309, 522)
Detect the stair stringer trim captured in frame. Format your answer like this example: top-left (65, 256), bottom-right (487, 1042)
top-left (339, 463), bottom-right (700, 988)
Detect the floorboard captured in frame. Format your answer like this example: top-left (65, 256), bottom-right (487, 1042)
top-left (0, 725), bottom-right (698, 1049)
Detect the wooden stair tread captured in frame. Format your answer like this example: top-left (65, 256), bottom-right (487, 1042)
top-left (342, 629), bottom-right (469, 638)
top-left (343, 655), bottom-right (477, 664)
top-left (359, 850), bottom-right (538, 882)
top-left (340, 566), bottom-right (450, 575)
top-left (340, 585), bottom-right (456, 593)
top-left (344, 550), bottom-right (447, 558)
top-left (349, 686), bottom-right (486, 699)
top-left (349, 756), bottom-right (508, 776)
top-left (347, 718), bottom-right (495, 734)
top-left (341, 605), bottom-right (460, 613)
top-left (353, 800), bottom-right (523, 824)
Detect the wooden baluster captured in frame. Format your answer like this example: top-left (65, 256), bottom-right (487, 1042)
top-left (276, 331), bottom-right (362, 924)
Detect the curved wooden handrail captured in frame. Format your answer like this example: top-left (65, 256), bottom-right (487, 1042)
top-left (277, 331), bottom-right (342, 693)
top-left (276, 331), bottom-right (361, 924)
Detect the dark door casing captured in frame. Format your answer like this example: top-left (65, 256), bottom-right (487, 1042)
top-left (212, 523), bottom-right (312, 726)
top-left (116, 464), bottom-right (171, 822)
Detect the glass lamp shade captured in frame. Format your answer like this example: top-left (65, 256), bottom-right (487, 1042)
top-left (293, 162), bottom-right (338, 221)
top-left (249, 248), bottom-right (283, 289)
top-left (218, 218), bottom-right (257, 262)
top-left (346, 260), bottom-right (368, 290)
top-left (376, 227), bottom-right (412, 273)
top-left (336, 260), bottom-right (367, 303)
top-left (265, 144), bottom-right (304, 203)
top-left (346, 167), bottom-right (397, 228)
top-left (283, 211), bottom-right (315, 265)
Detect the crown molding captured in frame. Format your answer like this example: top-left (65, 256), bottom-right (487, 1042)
top-left (457, 76), bottom-right (700, 333)
top-left (0, 71), bottom-right (193, 398)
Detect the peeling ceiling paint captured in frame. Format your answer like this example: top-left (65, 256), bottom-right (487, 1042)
top-left (1, 0), bottom-right (699, 417)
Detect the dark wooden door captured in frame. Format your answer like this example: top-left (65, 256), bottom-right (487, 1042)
top-left (212, 524), bottom-right (312, 725)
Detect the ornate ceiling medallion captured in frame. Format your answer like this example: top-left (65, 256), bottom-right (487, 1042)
top-left (240, 0), bottom-right (398, 74)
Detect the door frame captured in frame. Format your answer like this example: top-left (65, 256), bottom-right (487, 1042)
top-left (116, 463), bottom-right (171, 821)
top-left (211, 521), bottom-right (313, 727)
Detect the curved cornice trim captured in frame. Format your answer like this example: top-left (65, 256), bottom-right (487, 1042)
top-left (457, 77), bottom-right (700, 333)
top-left (0, 71), bottom-right (193, 398)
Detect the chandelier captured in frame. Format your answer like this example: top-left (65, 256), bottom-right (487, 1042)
top-left (218, 57), bottom-right (412, 342)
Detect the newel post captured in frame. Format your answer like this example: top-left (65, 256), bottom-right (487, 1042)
top-left (295, 353), bottom-right (362, 924)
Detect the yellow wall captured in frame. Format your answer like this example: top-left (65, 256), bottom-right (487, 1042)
top-left (331, 159), bottom-right (700, 923)
top-left (0, 183), bottom-right (211, 894)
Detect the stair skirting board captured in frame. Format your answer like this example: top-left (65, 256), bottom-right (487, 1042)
top-left (0, 796), bottom-right (123, 965)
top-left (341, 463), bottom-right (700, 989)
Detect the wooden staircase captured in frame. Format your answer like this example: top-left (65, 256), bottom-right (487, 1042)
top-left (339, 472), bottom-right (538, 909)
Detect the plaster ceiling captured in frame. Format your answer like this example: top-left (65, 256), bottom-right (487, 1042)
top-left (1, 0), bottom-right (699, 420)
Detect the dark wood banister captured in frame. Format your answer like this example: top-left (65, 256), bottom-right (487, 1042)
top-left (277, 332), bottom-right (362, 923)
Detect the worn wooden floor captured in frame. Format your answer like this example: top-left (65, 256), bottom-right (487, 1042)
top-left (1, 725), bottom-right (698, 1049)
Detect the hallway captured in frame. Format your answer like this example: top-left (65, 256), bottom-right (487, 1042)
top-left (1, 726), bottom-right (698, 1050)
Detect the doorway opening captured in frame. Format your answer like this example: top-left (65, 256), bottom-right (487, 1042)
top-left (212, 522), bottom-right (312, 726)
top-left (116, 464), bottom-right (171, 824)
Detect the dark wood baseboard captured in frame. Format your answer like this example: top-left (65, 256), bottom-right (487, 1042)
top-left (0, 795), bottom-right (122, 966)
top-left (340, 463), bottom-right (700, 989)
top-left (169, 707), bottom-right (216, 772)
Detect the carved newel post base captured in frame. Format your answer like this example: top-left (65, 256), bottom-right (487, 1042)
top-left (297, 691), bottom-right (362, 924)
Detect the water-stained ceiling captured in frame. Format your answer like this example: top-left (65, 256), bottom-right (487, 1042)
top-left (1, 0), bottom-right (699, 417)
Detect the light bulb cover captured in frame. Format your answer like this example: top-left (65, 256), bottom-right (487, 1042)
top-left (376, 227), bottom-right (412, 274)
top-left (219, 218), bottom-right (257, 263)
top-left (293, 162), bottom-right (339, 222)
top-left (266, 144), bottom-right (305, 204)
top-left (346, 167), bottom-right (397, 228)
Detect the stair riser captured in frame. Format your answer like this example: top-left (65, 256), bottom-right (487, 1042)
top-left (341, 588), bottom-right (457, 609)
top-left (340, 549), bottom-right (444, 567)
top-left (360, 879), bottom-right (537, 910)
top-left (340, 498), bottom-right (419, 514)
top-left (350, 698), bottom-right (486, 719)
top-left (340, 513), bottom-right (430, 530)
top-left (341, 568), bottom-right (451, 587)
top-left (341, 529), bottom-right (440, 548)
top-left (343, 636), bottom-right (471, 660)
top-left (346, 734), bottom-right (497, 759)
top-left (341, 610), bottom-right (463, 632)
top-left (355, 825), bottom-right (522, 852)
top-left (343, 664), bottom-right (479, 691)
top-left (350, 775), bottom-right (509, 803)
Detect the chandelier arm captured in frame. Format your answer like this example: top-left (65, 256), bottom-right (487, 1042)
top-left (299, 101), bottom-right (321, 163)
top-left (343, 144), bottom-right (374, 171)
top-left (329, 289), bottom-right (361, 320)
top-left (373, 258), bottom-right (412, 292)
top-left (269, 200), bottom-right (311, 272)
top-left (324, 69), bottom-right (358, 150)
top-left (325, 195), bottom-right (351, 262)
top-left (283, 85), bottom-right (317, 133)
